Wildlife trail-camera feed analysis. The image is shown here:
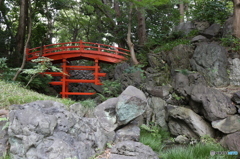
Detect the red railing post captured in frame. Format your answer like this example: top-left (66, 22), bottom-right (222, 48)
top-left (62, 58), bottom-right (67, 98)
top-left (95, 59), bottom-right (99, 85)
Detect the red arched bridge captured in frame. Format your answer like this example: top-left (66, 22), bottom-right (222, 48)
top-left (26, 40), bottom-right (130, 98)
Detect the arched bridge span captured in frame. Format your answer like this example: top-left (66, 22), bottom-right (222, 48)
top-left (26, 40), bottom-right (130, 98)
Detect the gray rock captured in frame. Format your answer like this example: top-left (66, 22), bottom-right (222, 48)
top-left (114, 123), bottom-right (140, 143)
top-left (94, 98), bottom-right (119, 132)
top-left (119, 71), bottom-right (144, 90)
top-left (202, 23), bottom-right (221, 38)
top-left (174, 21), bottom-right (195, 35)
top-left (169, 44), bottom-right (194, 71)
top-left (116, 86), bottom-right (147, 126)
top-left (149, 97), bottom-right (168, 130)
top-left (191, 85), bottom-right (237, 121)
top-left (8, 100), bottom-right (114, 159)
top-left (194, 21), bottom-right (210, 31)
top-left (222, 17), bottom-right (233, 37)
top-left (191, 35), bottom-right (208, 43)
top-left (212, 115), bottom-right (240, 133)
top-left (229, 58), bottom-right (240, 86)
top-left (109, 141), bottom-right (159, 159)
top-left (231, 91), bottom-right (240, 104)
top-left (146, 85), bottom-right (172, 98)
top-left (166, 105), bottom-right (215, 139)
top-left (148, 53), bottom-right (167, 69)
top-left (0, 120), bottom-right (8, 157)
top-left (190, 42), bottom-right (229, 87)
top-left (114, 62), bottom-right (130, 80)
top-left (69, 103), bottom-right (87, 117)
top-left (175, 135), bottom-right (189, 144)
top-left (220, 131), bottom-right (240, 153)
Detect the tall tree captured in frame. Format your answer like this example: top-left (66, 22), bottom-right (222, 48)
top-left (137, 0), bottom-right (147, 46)
top-left (233, 0), bottom-right (240, 38)
top-left (15, 0), bottom-right (28, 65)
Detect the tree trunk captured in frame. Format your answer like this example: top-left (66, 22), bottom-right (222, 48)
top-left (233, 0), bottom-right (240, 38)
top-left (127, 3), bottom-right (139, 65)
top-left (15, 0), bottom-right (28, 65)
top-left (114, 0), bottom-right (125, 48)
top-left (179, 1), bottom-right (184, 23)
top-left (13, 0), bottom-right (32, 81)
top-left (137, 0), bottom-right (147, 46)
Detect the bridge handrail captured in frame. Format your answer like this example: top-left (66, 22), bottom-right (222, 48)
top-left (26, 40), bottom-right (130, 60)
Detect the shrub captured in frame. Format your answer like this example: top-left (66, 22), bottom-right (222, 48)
top-left (189, 0), bottom-right (232, 24)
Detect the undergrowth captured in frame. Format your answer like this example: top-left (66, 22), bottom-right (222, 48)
top-left (0, 80), bottom-right (75, 108)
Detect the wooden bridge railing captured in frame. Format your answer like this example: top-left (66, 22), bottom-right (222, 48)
top-left (26, 40), bottom-right (130, 61)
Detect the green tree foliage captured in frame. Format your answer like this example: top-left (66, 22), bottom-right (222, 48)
top-left (188, 0), bottom-right (232, 24)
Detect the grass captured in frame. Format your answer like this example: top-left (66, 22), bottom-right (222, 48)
top-left (139, 125), bottom-right (170, 153)
top-left (139, 126), bottom-right (239, 159)
top-left (0, 80), bottom-right (76, 109)
top-left (160, 143), bottom-right (238, 159)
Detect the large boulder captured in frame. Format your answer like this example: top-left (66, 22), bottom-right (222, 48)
top-left (191, 85), bottom-right (237, 121)
top-left (166, 105), bottom-right (215, 139)
top-left (114, 123), bottom-right (140, 143)
top-left (220, 132), bottom-right (240, 153)
top-left (172, 72), bottom-right (207, 98)
top-left (8, 100), bottom-right (114, 159)
top-left (202, 23), bottom-right (221, 38)
top-left (94, 98), bottom-right (119, 132)
top-left (229, 58), bottom-right (240, 86)
top-left (109, 141), bottom-right (159, 159)
top-left (190, 42), bottom-right (229, 87)
top-left (149, 97), bottom-right (168, 130)
top-left (116, 86), bottom-right (147, 126)
top-left (174, 21), bottom-right (195, 35)
top-left (212, 115), bottom-right (240, 133)
top-left (168, 44), bottom-right (194, 71)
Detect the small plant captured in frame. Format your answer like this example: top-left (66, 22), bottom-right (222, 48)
top-left (140, 124), bottom-right (170, 153)
top-left (22, 57), bottom-right (63, 87)
top-left (0, 57), bottom-right (8, 70)
top-left (221, 35), bottom-right (240, 52)
top-left (124, 65), bottom-right (146, 79)
top-left (172, 93), bottom-right (184, 101)
top-left (0, 117), bottom-right (9, 130)
top-left (102, 80), bottom-right (122, 97)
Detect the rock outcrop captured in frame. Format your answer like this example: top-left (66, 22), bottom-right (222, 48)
top-left (166, 105), bottom-right (215, 139)
top-left (8, 100), bottom-right (114, 159)
top-left (190, 42), bottom-right (229, 87)
top-left (109, 141), bottom-right (159, 159)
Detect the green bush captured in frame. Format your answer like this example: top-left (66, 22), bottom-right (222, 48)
top-left (221, 35), bottom-right (240, 52)
top-left (102, 80), bottom-right (122, 97)
top-left (189, 0), bottom-right (231, 24)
